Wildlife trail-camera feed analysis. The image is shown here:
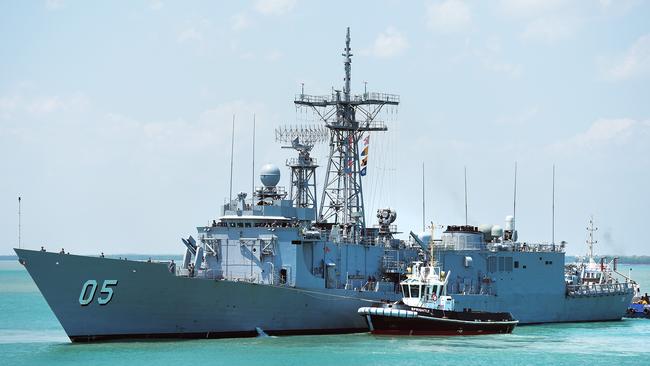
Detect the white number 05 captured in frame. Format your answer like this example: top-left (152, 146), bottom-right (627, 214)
top-left (79, 280), bottom-right (118, 306)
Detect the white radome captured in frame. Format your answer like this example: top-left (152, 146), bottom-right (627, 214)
top-left (260, 163), bottom-right (281, 187)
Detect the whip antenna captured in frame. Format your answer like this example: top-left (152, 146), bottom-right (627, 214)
top-left (464, 166), bottom-right (468, 226)
top-left (513, 162), bottom-right (517, 224)
top-left (18, 196), bottom-right (21, 249)
top-left (229, 114), bottom-right (235, 204)
top-left (422, 162), bottom-right (425, 232)
top-left (252, 114), bottom-right (256, 202)
top-left (552, 164), bottom-right (556, 244)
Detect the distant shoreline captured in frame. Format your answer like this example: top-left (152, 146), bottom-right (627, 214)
top-left (3, 254), bottom-right (650, 264)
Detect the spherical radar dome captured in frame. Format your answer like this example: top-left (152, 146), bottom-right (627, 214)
top-left (260, 163), bottom-right (281, 187)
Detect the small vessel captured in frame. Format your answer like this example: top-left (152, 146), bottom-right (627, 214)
top-left (358, 261), bottom-right (518, 336)
top-left (625, 293), bottom-right (650, 319)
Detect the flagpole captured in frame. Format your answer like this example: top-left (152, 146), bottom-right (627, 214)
top-left (18, 196), bottom-right (21, 249)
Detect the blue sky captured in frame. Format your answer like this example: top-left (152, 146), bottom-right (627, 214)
top-left (1, 0), bottom-right (649, 256)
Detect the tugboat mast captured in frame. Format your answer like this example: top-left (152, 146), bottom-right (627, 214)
top-left (294, 27), bottom-right (399, 242)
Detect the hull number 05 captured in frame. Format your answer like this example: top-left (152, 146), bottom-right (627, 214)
top-left (79, 280), bottom-right (118, 306)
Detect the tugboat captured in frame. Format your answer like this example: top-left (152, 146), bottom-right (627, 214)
top-left (358, 260), bottom-right (518, 336)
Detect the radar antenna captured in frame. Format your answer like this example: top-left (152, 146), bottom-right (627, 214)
top-left (294, 27), bottom-right (400, 242)
top-left (275, 125), bottom-right (328, 210)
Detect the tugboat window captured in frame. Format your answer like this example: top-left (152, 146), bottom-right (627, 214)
top-left (401, 284), bottom-right (408, 296)
top-left (410, 285), bottom-right (420, 298)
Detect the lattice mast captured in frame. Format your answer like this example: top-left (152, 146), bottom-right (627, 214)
top-left (294, 27), bottom-right (399, 241)
top-left (275, 126), bottom-right (327, 210)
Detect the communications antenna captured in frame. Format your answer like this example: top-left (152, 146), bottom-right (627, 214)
top-left (586, 215), bottom-right (598, 259)
top-left (275, 125), bottom-right (328, 210)
top-left (18, 196), bottom-right (21, 249)
top-left (294, 27), bottom-right (399, 241)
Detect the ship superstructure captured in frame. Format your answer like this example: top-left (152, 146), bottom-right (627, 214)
top-left (15, 29), bottom-right (634, 342)
top-left (423, 216), bottom-right (634, 323)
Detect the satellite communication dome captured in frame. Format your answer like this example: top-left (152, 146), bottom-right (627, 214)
top-left (491, 225), bottom-right (503, 238)
top-left (260, 163), bottom-right (281, 187)
top-left (478, 224), bottom-right (493, 238)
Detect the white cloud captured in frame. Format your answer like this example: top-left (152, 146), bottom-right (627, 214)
top-left (149, 0), bottom-right (163, 11)
top-left (0, 93), bottom-right (89, 117)
top-left (0, 96), bottom-right (20, 120)
top-left (177, 28), bottom-right (203, 43)
top-left (254, 0), bottom-right (296, 16)
top-left (474, 37), bottom-right (523, 78)
top-left (364, 27), bottom-right (408, 58)
top-left (28, 97), bottom-right (63, 114)
top-left (498, 0), bottom-right (569, 19)
top-left (426, 0), bottom-right (471, 33)
top-left (498, 0), bottom-right (583, 43)
top-left (549, 118), bottom-right (650, 152)
top-left (521, 17), bottom-right (576, 43)
top-left (496, 106), bottom-right (539, 126)
top-left (265, 49), bottom-right (283, 61)
top-left (231, 13), bottom-right (252, 31)
top-left (0, 96), bottom-right (19, 112)
top-left (45, 0), bottom-right (64, 10)
top-left (605, 34), bottom-right (650, 81)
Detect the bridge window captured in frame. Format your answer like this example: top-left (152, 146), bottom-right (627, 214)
top-left (410, 285), bottom-right (420, 298)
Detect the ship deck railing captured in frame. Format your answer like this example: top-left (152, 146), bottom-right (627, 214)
top-left (294, 92), bottom-right (400, 105)
top-left (509, 243), bottom-right (565, 253)
top-left (430, 242), bottom-right (456, 251)
top-left (566, 282), bottom-right (634, 297)
top-left (381, 257), bottom-right (406, 273)
top-left (430, 241), bottom-right (566, 253)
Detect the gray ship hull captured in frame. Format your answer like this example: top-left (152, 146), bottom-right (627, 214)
top-left (15, 248), bottom-right (633, 341)
top-left (453, 293), bottom-right (632, 324)
top-left (15, 249), bottom-right (393, 341)
top-left (439, 249), bottom-right (634, 324)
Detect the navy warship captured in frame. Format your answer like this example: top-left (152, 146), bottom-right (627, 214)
top-left (15, 28), bottom-right (634, 342)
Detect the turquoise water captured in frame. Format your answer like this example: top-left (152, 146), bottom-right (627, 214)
top-left (1, 261), bottom-right (648, 366)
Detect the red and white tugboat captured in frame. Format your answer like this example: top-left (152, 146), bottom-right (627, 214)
top-left (358, 261), bottom-right (518, 336)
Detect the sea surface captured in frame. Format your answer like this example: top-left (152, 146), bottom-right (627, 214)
top-left (1, 260), bottom-right (648, 366)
